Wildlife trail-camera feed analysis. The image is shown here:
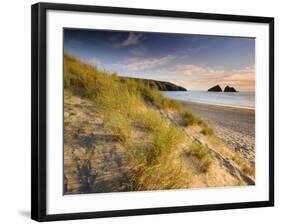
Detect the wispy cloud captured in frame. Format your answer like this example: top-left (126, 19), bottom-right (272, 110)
top-left (173, 64), bottom-right (221, 76)
top-left (114, 32), bottom-right (143, 48)
top-left (124, 55), bottom-right (176, 71)
top-left (129, 45), bottom-right (147, 56)
top-left (85, 54), bottom-right (176, 74)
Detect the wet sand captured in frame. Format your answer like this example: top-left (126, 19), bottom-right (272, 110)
top-left (179, 101), bottom-right (255, 163)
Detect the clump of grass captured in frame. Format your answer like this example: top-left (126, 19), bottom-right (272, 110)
top-left (104, 113), bottom-right (132, 145)
top-left (133, 110), bottom-right (165, 131)
top-left (188, 142), bottom-right (213, 172)
top-left (141, 85), bottom-right (181, 110)
top-left (131, 109), bottom-right (184, 165)
top-left (200, 123), bottom-right (214, 135)
top-left (128, 144), bottom-right (154, 166)
top-left (189, 142), bottom-right (209, 159)
top-left (231, 154), bottom-right (255, 177)
top-left (159, 97), bottom-right (181, 110)
top-left (64, 54), bottom-right (101, 97)
top-left (180, 110), bottom-right (202, 126)
top-left (150, 124), bottom-right (184, 164)
top-left (130, 161), bottom-right (191, 191)
top-left (179, 109), bottom-right (214, 136)
top-left (125, 110), bottom-right (187, 190)
top-left (242, 165), bottom-right (255, 177)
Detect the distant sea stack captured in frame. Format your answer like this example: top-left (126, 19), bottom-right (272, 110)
top-left (208, 85), bottom-right (222, 92)
top-left (224, 85), bottom-right (237, 92)
top-left (121, 77), bottom-right (187, 91)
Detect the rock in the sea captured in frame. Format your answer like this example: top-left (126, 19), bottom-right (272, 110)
top-left (224, 85), bottom-right (237, 92)
top-left (208, 85), bottom-right (222, 92)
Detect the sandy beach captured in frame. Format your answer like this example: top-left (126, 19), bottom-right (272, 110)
top-left (179, 101), bottom-right (255, 163)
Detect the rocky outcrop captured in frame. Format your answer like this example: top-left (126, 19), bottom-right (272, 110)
top-left (208, 85), bottom-right (222, 92)
top-left (121, 77), bottom-right (187, 91)
top-left (224, 85), bottom-right (237, 92)
top-left (208, 85), bottom-right (238, 92)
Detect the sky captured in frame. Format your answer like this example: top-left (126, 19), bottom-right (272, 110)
top-left (64, 28), bottom-right (255, 91)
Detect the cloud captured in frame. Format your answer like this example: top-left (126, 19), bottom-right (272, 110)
top-left (124, 55), bottom-right (176, 71)
top-left (169, 64), bottom-right (255, 91)
top-left (173, 64), bottom-right (219, 76)
top-left (114, 32), bottom-right (143, 48)
top-left (130, 45), bottom-right (147, 56)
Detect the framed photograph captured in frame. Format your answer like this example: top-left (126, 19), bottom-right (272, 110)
top-left (31, 2), bottom-right (274, 222)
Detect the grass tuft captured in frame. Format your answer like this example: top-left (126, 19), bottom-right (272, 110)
top-left (131, 110), bottom-right (184, 165)
top-left (104, 113), bottom-right (132, 144)
top-left (179, 110), bottom-right (203, 126)
top-left (200, 123), bottom-right (214, 135)
top-left (179, 109), bottom-right (214, 136)
top-left (231, 154), bottom-right (255, 177)
top-left (188, 142), bottom-right (213, 172)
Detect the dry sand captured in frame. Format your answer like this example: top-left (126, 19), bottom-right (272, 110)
top-left (179, 101), bottom-right (255, 163)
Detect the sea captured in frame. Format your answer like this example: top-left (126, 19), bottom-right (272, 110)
top-left (161, 91), bottom-right (255, 109)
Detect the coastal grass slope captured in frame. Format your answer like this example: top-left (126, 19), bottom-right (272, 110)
top-left (63, 53), bottom-right (255, 194)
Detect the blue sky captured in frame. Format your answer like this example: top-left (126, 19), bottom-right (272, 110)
top-left (64, 29), bottom-right (255, 91)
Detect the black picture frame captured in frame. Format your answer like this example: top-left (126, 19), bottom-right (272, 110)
top-left (31, 2), bottom-right (274, 222)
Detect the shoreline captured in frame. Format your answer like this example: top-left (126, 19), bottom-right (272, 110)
top-left (178, 100), bottom-right (255, 163)
top-left (161, 91), bottom-right (255, 110)
top-left (181, 100), bottom-right (254, 111)
top-left (178, 100), bottom-right (255, 113)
